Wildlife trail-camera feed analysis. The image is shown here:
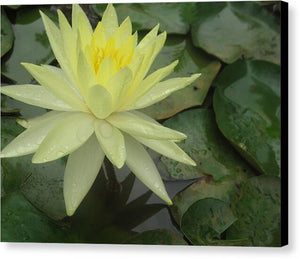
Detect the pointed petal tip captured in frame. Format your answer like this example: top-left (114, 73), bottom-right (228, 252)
top-left (16, 118), bottom-right (29, 128)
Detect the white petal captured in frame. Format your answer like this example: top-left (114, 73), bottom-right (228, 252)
top-left (1, 112), bottom-right (70, 158)
top-left (32, 113), bottom-right (95, 163)
top-left (64, 134), bottom-right (104, 216)
top-left (94, 119), bottom-right (126, 169)
top-left (22, 63), bottom-right (88, 112)
top-left (130, 74), bottom-right (201, 110)
top-left (125, 134), bottom-right (172, 205)
top-left (106, 111), bottom-right (186, 141)
top-left (134, 136), bottom-right (196, 166)
top-left (1, 84), bottom-right (75, 111)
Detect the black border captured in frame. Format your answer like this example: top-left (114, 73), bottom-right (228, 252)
top-left (280, 0), bottom-right (288, 247)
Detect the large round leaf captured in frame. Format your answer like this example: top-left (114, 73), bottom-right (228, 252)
top-left (160, 108), bottom-right (255, 180)
top-left (1, 10), bottom-right (14, 57)
top-left (1, 192), bottom-right (67, 242)
top-left (141, 36), bottom-right (220, 119)
top-left (213, 60), bottom-right (280, 176)
top-left (2, 8), bottom-right (56, 83)
top-left (191, 2), bottom-right (280, 64)
top-left (180, 198), bottom-right (237, 245)
top-left (226, 176), bottom-right (281, 246)
top-left (93, 3), bottom-right (189, 34)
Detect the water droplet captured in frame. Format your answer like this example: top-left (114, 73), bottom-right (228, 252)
top-left (100, 122), bottom-right (113, 138)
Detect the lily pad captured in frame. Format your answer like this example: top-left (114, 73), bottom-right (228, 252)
top-left (191, 2), bottom-right (280, 64)
top-left (93, 3), bottom-right (189, 34)
top-left (160, 108), bottom-right (255, 180)
top-left (126, 229), bottom-right (187, 245)
top-left (226, 176), bottom-right (281, 246)
top-left (141, 36), bottom-right (221, 120)
top-left (171, 175), bottom-right (250, 225)
top-left (1, 10), bottom-right (14, 57)
top-left (1, 8), bottom-right (56, 83)
top-left (180, 198), bottom-right (237, 245)
top-left (213, 60), bottom-right (280, 176)
top-left (1, 192), bottom-right (67, 242)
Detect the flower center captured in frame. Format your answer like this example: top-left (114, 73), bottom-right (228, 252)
top-left (92, 36), bottom-right (134, 74)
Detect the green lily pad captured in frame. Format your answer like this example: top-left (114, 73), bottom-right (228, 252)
top-left (191, 2), bottom-right (280, 64)
top-left (1, 117), bottom-right (67, 220)
top-left (171, 175), bottom-right (250, 225)
top-left (160, 108), bottom-right (255, 180)
top-left (1, 192), bottom-right (67, 242)
top-left (126, 229), bottom-right (187, 245)
top-left (213, 60), bottom-right (280, 176)
top-left (1, 8), bottom-right (56, 83)
top-left (226, 176), bottom-right (281, 246)
top-left (181, 198), bottom-right (237, 245)
top-left (141, 36), bottom-right (220, 120)
top-left (1, 10), bottom-right (14, 57)
top-left (93, 3), bottom-right (189, 34)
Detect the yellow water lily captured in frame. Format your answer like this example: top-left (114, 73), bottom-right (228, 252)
top-left (0, 4), bottom-right (200, 216)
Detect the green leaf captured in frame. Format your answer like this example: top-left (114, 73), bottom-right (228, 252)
top-left (141, 36), bottom-right (220, 120)
top-left (93, 3), bottom-right (189, 34)
top-left (1, 192), bottom-right (67, 242)
top-left (226, 176), bottom-right (281, 246)
top-left (171, 175), bottom-right (250, 225)
top-left (126, 229), bottom-right (187, 245)
top-left (213, 60), bottom-right (280, 176)
top-left (180, 198), bottom-right (237, 245)
top-left (1, 10), bottom-right (14, 57)
top-left (160, 108), bottom-right (255, 180)
top-left (191, 2), bottom-right (280, 64)
top-left (2, 8), bottom-right (56, 83)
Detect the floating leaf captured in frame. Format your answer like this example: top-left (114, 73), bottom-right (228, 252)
top-left (171, 175), bottom-right (250, 225)
top-left (1, 10), bottom-right (14, 57)
top-left (141, 36), bottom-right (220, 119)
top-left (181, 198), bottom-right (237, 245)
top-left (160, 109), bottom-right (255, 180)
top-left (226, 176), bottom-right (281, 246)
top-left (213, 60), bottom-right (280, 176)
top-left (191, 2), bottom-right (280, 64)
top-left (1, 192), bottom-right (67, 242)
top-left (2, 8), bottom-right (56, 83)
top-left (126, 229), bottom-right (187, 245)
top-left (93, 3), bottom-right (189, 34)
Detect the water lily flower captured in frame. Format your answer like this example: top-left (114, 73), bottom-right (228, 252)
top-left (1, 4), bottom-right (200, 216)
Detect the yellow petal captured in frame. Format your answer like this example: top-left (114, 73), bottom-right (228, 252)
top-left (87, 85), bottom-right (113, 119)
top-left (77, 50), bottom-right (98, 99)
top-left (136, 24), bottom-right (159, 51)
top-left (124, 134), bottom-right (172, 205)
top-left (1, 112), bottom-right (70, 158)
top-left (94, 119), bottom-right (126, 168)
top-left (32, 113), bottom-right (95, 163)
top-left (40, 11), bottom-right (74, 85)
top-left (72, 4), bottom-right (93, 49)
top-left (64, 134), bottom-right (104, 216)
top-left (134, 136), bottom-right (196, 166)
top-left (22, 63), bottom-right (88, 112)
top-left (121, 60), bottom-right (178, 110)
top-left (131, 74), bottom-right (201, 110)
top-left (113, 17), bottom-right (132, 48)
top-left (102, 3), bottom-right (118, 39)
top-left (1, 84), bottom-right (75, 111)
top-left (17, 111), bottom-right (63, 129)
top-left (96, 57), bottom-right (116, 85)
top-left (91, 22), bottom-right (107, 51)
top-left (106, 111), bottom-right (186, 141)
